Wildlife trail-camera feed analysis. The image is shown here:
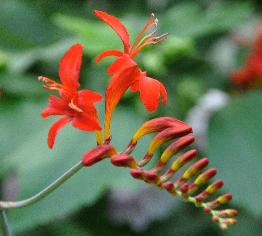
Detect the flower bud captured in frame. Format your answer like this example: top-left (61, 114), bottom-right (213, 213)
top-left (130, 168), bottom-right (144, 179)
top-left (214, 209), bottom-right (238, 217)
top-left (206, 193), bottom-right (233, 208)
top-left (176, 158), bottom-right (209, 187)
top-left (195, 179), bottom-right (224, 203)
top-left (160, 149), bottom-right (197, 182)
top-left (111, 154), bottom-right (137, 168)
top-left (82, 144), bottom-right (117, 166)
top-left (160, 135), bottom-right (195, 165)
top-left (131, 117), bottom-right (191, 143)
top-left (188, 168), bottom-right (217, 194)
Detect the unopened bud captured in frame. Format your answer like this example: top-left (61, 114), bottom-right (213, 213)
top-left (188, 168), bottom-right (217, 194)
top-left (176, 158), bottom-right (209, 187)
top-left (147, 126), bottom-right (192, 156)
top-left (160, 150), bottom-right (197, 183)
top-left (130, 169), bottom-right (144, 179)
top-left (111, 154), bottom-right (137, 168)
top-left (195, 179), bottom-right (224, 203)
top-left (214, 209), bottom-right (238, 217)
top-left (160, 135), bottom-right (195, 164)
top-left (82, 145), bottom-right (117, 166)
top-left (206, 193), bottom-right (232, 209)
top-left (131, 117), bottom-right (191, 143)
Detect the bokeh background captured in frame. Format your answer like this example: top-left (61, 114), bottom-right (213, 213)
top-left (0, 0), bottom-right (262, 235)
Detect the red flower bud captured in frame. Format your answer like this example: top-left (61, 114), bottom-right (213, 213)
top-left (82, 144), bottom-right (117, 166)
top-left (111, 154), bottom-right (137, 168)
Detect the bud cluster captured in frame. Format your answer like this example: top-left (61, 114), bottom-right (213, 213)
top-left (110, 117), bottom-right (237, 230)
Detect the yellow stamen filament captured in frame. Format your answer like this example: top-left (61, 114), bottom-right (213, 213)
top-left (68, 100), bottom-right (83, 112)
top-left (129, 13), bottom-right (167, 58)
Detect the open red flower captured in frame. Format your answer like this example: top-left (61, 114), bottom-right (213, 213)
top-left (39, 43), bottom-right (102, 149)
top-left (95, 10), bottom-right (168, 139)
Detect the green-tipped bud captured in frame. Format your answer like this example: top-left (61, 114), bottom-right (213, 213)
top-left (176, 158), bottom-right (209, 188)
top-left (195, 179), bottom-right (224, 203)
top-left (188, 168), bottom-right (217, 195)
top-left (206, 193), bottom-right (233, 209)
top-left (160, 149), bottom-right (197, 182)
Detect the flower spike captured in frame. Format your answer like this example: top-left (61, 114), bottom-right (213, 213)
top-left (110, 117), bottom-right (238, 230)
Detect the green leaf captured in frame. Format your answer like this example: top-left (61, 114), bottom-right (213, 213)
top-left (53, 14), bottom-right (122, 56)
top-left (163, 2), bottom-right (253, 38)
top-left (0, 0), bottom-right (63, 50)
top-left (207, 91), bottom-right (262, 215)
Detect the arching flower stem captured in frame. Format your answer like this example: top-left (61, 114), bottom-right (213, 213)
top-left (0, 161), bottom-right (83, 210)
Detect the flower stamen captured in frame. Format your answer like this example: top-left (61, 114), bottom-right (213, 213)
top-left (68, 100), bottom-right (83, 112)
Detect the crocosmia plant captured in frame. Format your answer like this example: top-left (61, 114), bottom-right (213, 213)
top-left (0, 10), bottom-right (238, 234)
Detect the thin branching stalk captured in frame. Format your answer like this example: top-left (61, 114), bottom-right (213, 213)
top-left (1, 210), bottom-right (12, 236)
top-left (0, 161), bottom-right (83, 210)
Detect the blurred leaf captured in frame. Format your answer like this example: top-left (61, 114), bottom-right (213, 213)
top-left (51, 223), bottom-right (93, 236)
top-left (53, 14), bottom-right (121, 56)
top-left (0, 73), bottom-right (44, 98)
top-left (6, 38), bottom-right (76, 74)
top-left (163, 2), bottom-right (253, 38)
top-left (2, 102), bottom-right (143, 233)
top-left (207, 91), bottom-right (262, 215)
top-left (0, 0), bottom-right (64, 50)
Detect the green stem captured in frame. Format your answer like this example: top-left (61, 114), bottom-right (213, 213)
top-left (1, 210), bottom-right (12, 236)
top-left (0, 161), bottom-right (83, 209)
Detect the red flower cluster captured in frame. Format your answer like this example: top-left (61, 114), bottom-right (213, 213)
top-left (231, 34), bottom-right (262, 88)
top-left (39, 44), bottom-right (102, 148)
top-left (95, 10), bottom-right (168, 139)
top-left (40, 11), bottom-right (169, 147)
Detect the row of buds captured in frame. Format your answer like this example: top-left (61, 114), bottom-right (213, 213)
top-left (111, 117), bottom-right (238, 230)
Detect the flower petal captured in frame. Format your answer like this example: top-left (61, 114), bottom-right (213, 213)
top-left (76, 90), bottom-right (103, 110)
top-left (41, 95), bottom-right (68, 118)
top-left (107, 54), bottom-right (136, 76)
top-left (95, 10), bottom-right (130, 53)
top-left (48, 116), bottom-right (71, 149)
top-left (59, 43), bottom-right (83, 92)
top-left (72, 112), bottom-right (101, 131)
top-left (104, 64), bottom-right (137, 139)
top-left (139, 74), bottom-right (165, 112)
top-left (160, 81), bottom-right (168, 105)
top-left (96, 50), bottom-right (123, 63)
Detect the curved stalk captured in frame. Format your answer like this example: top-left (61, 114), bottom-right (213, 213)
top-left (1, 210), bottom-right (12, 236)
top-left (0, 161), bottom-right (83, 210)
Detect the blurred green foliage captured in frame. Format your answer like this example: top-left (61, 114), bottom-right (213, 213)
top-left (0, 0), bottom-right (261, 235)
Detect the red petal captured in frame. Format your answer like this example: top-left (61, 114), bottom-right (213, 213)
top-left (130, 70), bottom-right (142, 92)
top-left (108, 54), bottom-right (135, 76)
top-left (72, 112), bottom-right (101, 131)
top-left (76, 90), bottom-right (103, 110)
top-left (160, 82), bottom-right (168, 105)
top-left (95, 10), bottom-right (130, 53)
top-left (48, 116), bottom-right (71, 149)
top-left (59, 43), bottom-right (83, 92)
top-left (139, 75), bottom-right (162, 112)
top-left (96, 50), bottom-right (123, 63)
top-left (104, 65), bottom-right (137, 138)
top-left (41, 95), bottom-right (68, 118)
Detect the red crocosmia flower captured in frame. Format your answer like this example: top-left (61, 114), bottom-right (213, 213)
top-left (95, 10), bottom-right (168, 139)
top-left (231, 34), bottom-right (262, 88)
top-left (39, 43), bottom-right (103, 149)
